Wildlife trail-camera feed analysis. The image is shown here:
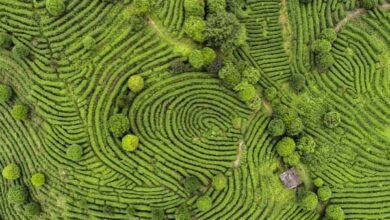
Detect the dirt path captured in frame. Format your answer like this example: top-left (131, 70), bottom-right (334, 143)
top-left (233, 140), bottom-right (245, 168)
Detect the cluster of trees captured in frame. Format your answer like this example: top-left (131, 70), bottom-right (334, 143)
top-left (188, 47), bottom-right (216, 69)
top-left (311, 29), bottom-right (337, 71)
top-left (0, 83), bottom-right (30, 120)
top-left (2, 164), bottom-right (44, 216)
top-left (275, 135), bottom-right (316, 166)
top-left (268, 104), bottom-right (304, 137)
top-left (109, 113), bottom-right (140, 152)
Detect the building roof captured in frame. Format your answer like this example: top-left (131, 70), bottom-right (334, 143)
top-left (279, 168), bottom-right (302, 189)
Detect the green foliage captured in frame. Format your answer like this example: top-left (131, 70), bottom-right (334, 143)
top-left (109, 114), bottom-right (130, 137)
top-left (299, 191), bottom-right (318, 211)
top-left (324, 111), bottom-right (341, 128)
top-left (7, 185), bottom-right (28, 204)
top-left (290, 73), bottom-right (306, 92)
top-left (0, 84), bottom-right (12, 102)
top-left (313, 178), bottom-right (324, 187)
top-left (12, 44), bottom-right (30, 58)
top-left (265, 87), bottom-right (278, 101)
top-left (46, 0), bottom-right (66, 16)
top-left (218, 62), bottom-right (241, 88)
top-left (175, 204), bottom-right (191, 220)
top-left (133, 0), bottom-right (150, 14)
top-left (128, 75), bottom-right (145, 93)
top-left (11, 104), bottom-right (29, 120)
top-left (207, 0), bottom-right (226, 14)
top-left (311, 39), bottom-right (332, 54)
top-left (325, 205), bottom-right (345, 220)
top-left (318, 52), bottom-right (335, 70)
top-left (151, 208), bottom-right (164, 220)
top-left (184, 0), bottom-right (205, 17)
top-left (285, 117), bottom-right (304, 136)
top-left (31, 173), bottom-right (45, 187)
top-left (196, 196), bottom-right (212, 211)
top-left (66, 144), bottom-right (83, 161)
top-left (234, 81), bottom-right (257, 102)
top-left (0, 32), bottom-right (12, 48)
top-left (212, 173), bottom-right (227, 190)
top-left (318, 186), bottom-right (332, 201)
top-left (276, 137), bottom-right (296, 157)
top-left (297, 136), bottom-right (316, 154)
top-left (24, 202), bottom-right (41, 216)
top-left (184, 175), bottom-right (201, 194)
top-left (188, 50), bottom-right (204, 69)
top-left (267, 118), bottom-right (286, 137)
top-left (201, 47), bottom-right (216, 66)
top-left (242, 67), bottom-right (260, 84)
top-left (320, 29), bottom-right (337, 43)
top-left (82, 36), bottom-right (96, 50)
top-left (121, 134), bottom-right (139, 151)
top-left (360, 0), bottom-right (376, 9)
top-left (2, 163), bottom-right (20, 180)
top-left (283, 151), bottom-right (300, 166)
top-left (184, 16), bottom-right (206, 43)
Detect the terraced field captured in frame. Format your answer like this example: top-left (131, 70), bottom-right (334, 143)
top-left (0, 0), bottom-right (389, 219)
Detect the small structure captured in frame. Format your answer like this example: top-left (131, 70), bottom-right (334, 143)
top-left (279, 168), bottom-right (302, 189)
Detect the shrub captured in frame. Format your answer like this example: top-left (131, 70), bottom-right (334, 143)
top-left (283, 151), bottom-right (301, 166)
top-left (11, 104), bottom-right (29, 120)
top-left (121, 134), bottom-right (139, 151)
top-left (277, 105), bottom-right (298, 124)
top-left (242, 67), bottom-right (260, 84)
top-left (206, 53), bottom-right (223, 73)
top-left (133, 0), bottom-right (150, 14)
top-left (201, 47), bottom-right (216, 66)
top-left (0, 84), bottom-right (12, 102)
top-left (311, 39), bottom-right (332, 54)
top-left (184, 16), bottom-right (206, 43)
top-left (24, 202), bottom-right (41, 216)
top-left (325, 205), bottom-right (345, 220)
top-left (184, 175), bottom-right (201, 194)
top-left (31, 173), bottom-right (45, 187)
top-left (188, 50), bottom-right (204, 69)
top-left (212, 173), bottom-right (227, 190)
top-left (276, 137), bottom-right (296, 157)
top-left (320, 28), bottom-right (337, 43)
top-left (66, 144), bottom-right (83, 161)
top-left (128, 75), bottom-right (145, 93)
top-left (290, 73), bottom-right (306, 92)
top-left (300, 191), bottom-right (318, 211)
top-left (361, 0), bottom-right (376, 9)
top-left (318, 52), bottom-right (335, 70)
top-left (184, 0), bottom-right (205, 17)
top-left (46, 0), bottom-right (66, 16)
top-left (12, 44), bottom-right (30, 58)
top-left (109, 114), bottom-right (130, 137)
top-left (151, 208), bottom-right (164, 220)
top-left (324, 111), bottom-right (341, 128)
top-left (0, 32), bottom-right (12, 48)
top-left (82, 36), bottom-right (96, 50)
top-left (267, 118), bottom-right (286, 137)
top-left (207, 0), bottom-right (226, 14)
top-left (175, 204), bottom-right (191, 220)
top-left (2, 163), bottom-right (21, 180)
top-left (265, 87), bottom-right (277, 101)
top-left (285, 117), bottom-right (304, 136)
top-left (313, 178), bottom-right (324, 187)
top-left (197, 196), bottom-right (212, 211)
top-left (218, 62), bottom-right (241, 88)
top-left (297, 135), bottom-right (316, 154)
top-left (7, 185), bottom-right (28, 204)
top-left (234, 82), bottom-right (257, 102)
top-left (318, 186), bottom-right (332, 201)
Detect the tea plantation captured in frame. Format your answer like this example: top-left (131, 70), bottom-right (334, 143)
top-left (0, 0), bottom-right (389, 219)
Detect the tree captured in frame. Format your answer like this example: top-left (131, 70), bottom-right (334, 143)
top-left (66, 144), bottom-right (83, 161)
top-left (300, 191), bottom-right (318, 211)
top-left (46, 0), bottom-right (66, 16)
top-left (285, 117), bottom-right (304, 136)
top-left (324, 111), bottom-right (341, 128)
top-left (196, 196), bottom-right (212, 211)
top-left (184, 16), bottom-right (206, 43)
top-left (109, 114), bottom-right (130, 137)
top-left (320, 28), bottom-right (337, 43)
top-left (31, 173), bottom-right (46, 187)
top-left (2, 163), bottom-right (20, 180)
top-left (184, 175), bottom-right (201, 194)
top-left (234, 81), bottom-right (257, 102)
top-left (318, 52), bottom-right (335, 70)
top-left (121, 134), bottom-right (139, 151)
top-left (0, 84), bottom-right (12, 102)
top-left (184, 0), bottom-right (205, 17)
top-left (267, 118), bottom-right (286, 137)
top-left (11, 104), bottom-right (29, 120)
top-left (218, 62), bottom-right (241, 88)
top-left (325, 205), bottom-right (345, 220)
top-left (133, 0), bottom-right (150, 14)
top-left (24, 202), bottom-right (41, 216)
top-left (188, 50), bottom-right (204, 69)
top-left (7, 185), bottom-right (28, 204)
top-left (207, 0), bottom-right (226, 14)
top-left (201, 47), bottom-right (216, 66)
top-left (12, 43), bottom-right (30, 58)
top-left (175, 204), bottom-right (191, 220)
top-left (313, 178), bottom-right (324, 187)
top-left (318, 186), bottom-right (332, 201)
top-left (242, 67), bottom-right (260, 84)
top-left (212, 173), bottom-right (227, 190)
top-left (297, 135), bottom-right (316, 154)
top-left (151, 208), bottom-right (164, 220)
top-left (128, 75), bottom-right (145, 93)
top-left (311, 39), bottom-right (332, 54)
top-left (82, 36), bottom-right (96, 50)
top-left (290, 73), bottom-right (306, 92)
top-left (360, 0), bottom-right (376, 9)
top-left (265, 87), bottom-right (278, 101)
top-left (0, 32), bottom-right (12, 48)
top-left (283, 151), bottom-right (301, 166)
top-left (276, 137), bottom-right (296, 157)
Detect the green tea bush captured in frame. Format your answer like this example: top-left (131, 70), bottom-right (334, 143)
top-left (197, 196), bottom-right (212, 211)
top-left (24, 202), bottom-right (41, 216)
top-left (121, 134), bottom-right (139, 151)
top-left (0, 84), bottom-right (12, 102)
top-left (7, 185), bottom-right (28, 204)
top-left (66, 145), bottom-right (83, 161)
top-left (2, 163), bottom-right (20, 180)
top-left (184, 0), bottom-right (205, 17)
top-left (0, 32), bottom-right (12, 48)
top-left (324, 111), bottom-right (341, 128)
top-left (31, 173), bottom-right (45, 187)
top-left (128, 75), bottom-right (145, 93)
top-left (300, 191), bottom-right (318, 211)
top-left (46, 0), bottom-right (66, 16)
top-left (184, 16), bottom-right (206, 43)
top-left (318, 186), bottom-right (332, 201)
top-left (276, 137), bottom-right (296, 157)
top-left (11, 104), bottom-right (29, 120)
top-left (325, 205), bottom-right (345, 220)
top-left (267, 118), bottom-right (286, 137)
top-left (184, 175), bottom-right (201, 194)
top-left (109, 114), bottom-right (130, 137)
top-left (212, 173), bottom-right (227, 190)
